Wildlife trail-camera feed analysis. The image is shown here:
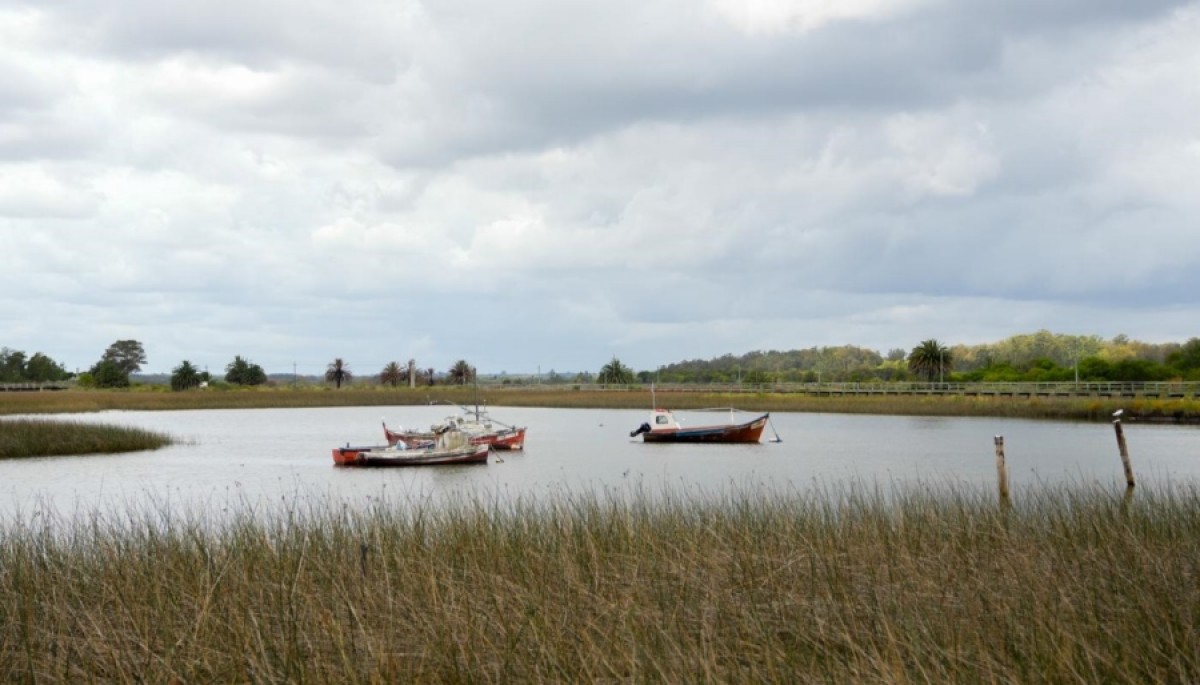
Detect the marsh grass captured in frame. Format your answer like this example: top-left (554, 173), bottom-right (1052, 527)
top-left (5, 387), bottom-right (1197, 422)
top-left (0, 419), bottom-right (174, 459)
top-left (3, 484), bottom-right (1199, 682)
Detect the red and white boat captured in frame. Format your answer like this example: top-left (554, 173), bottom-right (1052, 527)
top-left (333, 430), bottom-right (489, 467)
top-left (384, 407), bottom-right (526, 451)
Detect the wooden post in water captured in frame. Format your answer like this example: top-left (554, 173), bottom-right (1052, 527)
top-left (994, 435), bottom-right (1010, 504)
top-left (1112, 409), bottom-right (1135, 489)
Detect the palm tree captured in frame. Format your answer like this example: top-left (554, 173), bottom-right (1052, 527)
top-left (597, 356), bottom-right (633, 385)
top-left (908, 339), bottom-right (952, 383)
top-left (326, 358), bottom-right (352, 388)
top-left (448, 360), bottom-right (474, 385)
top-left (170, 360), bottom-right (201, 391)
top-left (380, 361), bottom-right (404, 387)
top-left (225, 355), bottom-right (267, 386)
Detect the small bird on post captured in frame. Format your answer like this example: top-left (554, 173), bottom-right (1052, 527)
top-left (1112, 408), bottom-right (1134, 488)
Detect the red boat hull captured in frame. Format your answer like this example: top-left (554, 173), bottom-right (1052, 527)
top-left (637, 413), bottom-right (769, 444)
top-left (485, 427), bottom-right (526, 450)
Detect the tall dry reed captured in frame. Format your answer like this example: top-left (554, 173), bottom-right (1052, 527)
top-left (2, 483), bottom-right (1199, 682)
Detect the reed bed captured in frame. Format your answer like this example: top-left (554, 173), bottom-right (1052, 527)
top-left (5, 387), bottom-right (1198, 423)
top-left (0, 419), bottom-right (173, 459)
top-left (2, 483), bottom-right (1199, 682)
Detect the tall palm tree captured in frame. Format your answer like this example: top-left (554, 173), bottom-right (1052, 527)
top-left (379, 361), bottom-right (404, 387)
top-left (326, 358), bottom-right (352, 388)
top-left (170, 360), bottom-right (201, 391)
top-left (597, 356), bottom-right (633, 385)
top-left (448, 360), bottom-right (474, 385)
top-left (908, 340), bottom-right (952, 382)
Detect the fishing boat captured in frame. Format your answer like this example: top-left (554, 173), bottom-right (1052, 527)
top-left (629, 407), bottom-right (770, 443)
top-left (332, 429), bottom-right (489, 467)
top-left (383, 402), bottom-right (526, 451)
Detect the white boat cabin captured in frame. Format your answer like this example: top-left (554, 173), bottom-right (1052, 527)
top-left (650, 408), bottom-right (681, 431)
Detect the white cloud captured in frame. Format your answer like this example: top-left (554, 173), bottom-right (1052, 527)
top-left (0, 165), bottom-right (99, 218)
top-left (1, 0), bottom-right (1198, 374)
top-left (708, 0), bottom-right (937, 35)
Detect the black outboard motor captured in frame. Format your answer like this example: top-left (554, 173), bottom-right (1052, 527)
top-left (630, 422), bottom-right (651, 438)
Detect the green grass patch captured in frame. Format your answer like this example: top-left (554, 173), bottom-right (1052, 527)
top-left (2, 483), bottom-right (1199, 681)
top-left (0, 419), bottom-right (174, 458)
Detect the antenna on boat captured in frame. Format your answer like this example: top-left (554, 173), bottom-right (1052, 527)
top-left (651, 382), bottom-right (656, 410)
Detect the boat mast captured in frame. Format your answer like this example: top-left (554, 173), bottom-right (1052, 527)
top-left (473, 367), bottom-right (480, 421)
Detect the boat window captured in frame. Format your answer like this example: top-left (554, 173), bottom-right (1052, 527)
top-left (656, 415), bottom-right (669, 425)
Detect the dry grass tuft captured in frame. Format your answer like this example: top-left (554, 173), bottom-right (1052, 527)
top-left (3, 483), bottom-right (1199, 682)
top-left (0, 419), bottom-right (173, 458)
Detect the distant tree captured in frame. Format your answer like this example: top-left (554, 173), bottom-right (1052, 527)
top-left (426, 367), bottom-right (436, 386)
top-left (0, 348), bottom-right (27, 382)
top-left (99, 340), bottom-right (147, 377)
top-left (744, 369), bottom-right (772, 384)
top-left (1110, 358), bottom-right (1173, 382)
top-left (326, 358), bottom-right (352, 388)
top-left (448, 360), bottom-right (474, 385)
top-left (225, 356), bottom-right (267, 385)
top-left (908, 339), bottom-right (952, 382)
top-left (597, 357), bottom-right (633, 384)
top-left (380, 361), bottom-right (404, 387)
top-left (24, 352), bottom-right (71, 382)
top-left (1168, 338), bottom-right (1200, 372)
top-left (171, 360), bottom-right (202, 391)
top-left (1077, 356), bottom-right (1113, 381)
top-left (92, 359), bottom-right (130, 388)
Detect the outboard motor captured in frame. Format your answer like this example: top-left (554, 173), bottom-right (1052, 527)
top-left (630, 422), bottom-right (651, 438)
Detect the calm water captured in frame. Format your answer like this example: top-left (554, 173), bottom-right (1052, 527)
top-left (3, 406), bottom-right (1200, 523)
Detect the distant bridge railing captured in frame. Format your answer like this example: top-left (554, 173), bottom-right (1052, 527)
top-left (0, 382), bottom-right (73, 392)
top-left (514, 381), bottom-right (1200, 398)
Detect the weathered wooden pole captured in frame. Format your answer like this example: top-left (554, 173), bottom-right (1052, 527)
top-left (1112, 410), bottom-right (1135, 488)
top-left (994, 435), bottom-right (1010, 504)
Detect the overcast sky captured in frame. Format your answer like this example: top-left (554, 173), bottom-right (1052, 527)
top-left (2, 0), bottom-right (1198, 377)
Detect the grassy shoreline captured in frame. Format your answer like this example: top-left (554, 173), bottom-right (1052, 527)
top-left (4, 386), bottom-right (1200, 422)
top-left (2, 484), bottom-right (1198, 682)
top-left (0, 419), bottom-right (174, 459)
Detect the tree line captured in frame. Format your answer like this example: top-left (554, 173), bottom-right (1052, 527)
top-left (0, 340), bottom-right (487, 392)
top-left (640, 332), bottom-right (1200, 384)
top-left (4, 331), bottom-right (1199, 391)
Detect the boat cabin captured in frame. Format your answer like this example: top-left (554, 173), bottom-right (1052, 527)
top-left (650, 408), bottom-right (681, 431)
